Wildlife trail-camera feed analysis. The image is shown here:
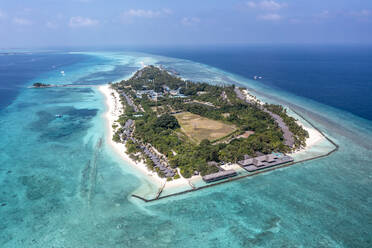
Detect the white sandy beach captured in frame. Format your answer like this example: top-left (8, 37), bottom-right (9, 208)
top-left (241, 89), bottom-right (325, 154)
top-left (294, 121), bottom-right (324, 152)
top-left (99, 83), bottom-right (327, 196)
top-left (99, 84), bottom-right (194, 191)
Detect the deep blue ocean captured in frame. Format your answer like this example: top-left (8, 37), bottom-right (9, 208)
top-left (137, 45), bottom-right (372, 120)
top-left (0, 53), bottom-right (84, 109)
top-left (0, 47), bottom-right (371, 247)
top-left (1, 46), bottom-right (372, 119)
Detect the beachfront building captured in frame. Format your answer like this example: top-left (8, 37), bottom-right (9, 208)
top-left (238, 153), bottom-right (294, 172)
top-left (140, 145), bottom-right (175, 177)
top-left (121, 92), bottom-right (139, 112)
top-left (120, 119), bottom-right (175, 178)
top-left (121, 119), bottom-right (134, 140)
top-left (202, 170), bottom-right (237, 183)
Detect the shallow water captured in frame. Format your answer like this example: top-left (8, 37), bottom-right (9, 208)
top-left (0, 50), bottom-right (371, 247)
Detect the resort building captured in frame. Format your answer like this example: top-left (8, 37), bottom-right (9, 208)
top-left (140, 145), bottom-right (175, 177)
top-left (136, 90), bottom-right (163, 100)
top-left (118, 118), bottom-right (175, 177)
top-left (202, 170), bottom-right (237, 183)
top-left (121, 92), bottom-right (139, 112)
top-left (238, 153), bottom-right (294, 172)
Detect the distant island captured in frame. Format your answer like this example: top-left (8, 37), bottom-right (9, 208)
top-left (32, 82), bottom-right (52, 88)
top-left (31, 82), bottom-right (95, 88)
top-left (105, 66), bottom-right (309, 182)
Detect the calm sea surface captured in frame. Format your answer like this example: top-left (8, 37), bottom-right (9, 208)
top-left (0, 47), bottom-right (371, 247)
top-left (137, 45), bottom-right (372, 120)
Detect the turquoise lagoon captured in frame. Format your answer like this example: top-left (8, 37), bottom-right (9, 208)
top-left (0, 51), bottom-right (371, 247)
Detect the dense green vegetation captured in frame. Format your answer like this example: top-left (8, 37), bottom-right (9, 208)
top-left (154, 114), bottom-right (180, 130)
top-left (123, 67), bottom-right (187, 91)
top-left (265, 104), bottom-right (309, 149)
top-left (111, 66), bottom-right (308, 178)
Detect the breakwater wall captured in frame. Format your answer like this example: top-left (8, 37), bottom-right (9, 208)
top-left (132, 107), bottom-right (339, 203)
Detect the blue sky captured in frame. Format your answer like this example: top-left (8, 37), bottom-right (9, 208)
top-left (1, 0), bottom-right (372, 47)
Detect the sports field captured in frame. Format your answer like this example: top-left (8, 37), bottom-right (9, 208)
top-left (174, 112), bottom-right (237, 143)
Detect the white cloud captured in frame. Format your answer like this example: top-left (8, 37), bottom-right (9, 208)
top-left (348, 9), bottom-right (372, 22)
top-left (69, 16), bottom-right (99, 27)
top-left (246, 0), bottom-right (287, 11)
top-left (162, 8), bottom-right (173, 15)
top-left (181, 17), bottom-right (200, 26)
top-left (123, 8), bottom-right (172, 19)
top-left (246, 2), bottom-right (257, 8)
top-left (350, 9), bottom-right (371, 17)
top-left (13, 17), bottom-right (32, 26)
top-left (0, 9), bottom-right (7, 19)
top-left (258, 13), bottom-right (282, 21)
top-left (46, 21), bottom-right (58, 29)
top-left (261, 0), bottom-right (285, 10)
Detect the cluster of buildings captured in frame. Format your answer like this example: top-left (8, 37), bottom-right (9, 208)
top-left (238, 153), bottom-right (294, 172)
top-left (136, 90), bottom-right (163, 100)
top-left (202, 153), bottom-right (294, 183)
top-left (120, 119), bottom-right (176, 178)
top-left (202, 161), bottom-right (237, 183)
top-left (122, 119), bottom-right (134, 139)
top-left (121, 92), bottom-right (139, 112)
top-left (134, 85), bottom-right (186, 101)
top-left (165, 87), bottom-right (186, 98)
top-left (140, 145), bottom-right (175, 177)
top-left (118, 89), bottom-right (176, 178)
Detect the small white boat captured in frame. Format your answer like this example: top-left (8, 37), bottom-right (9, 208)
top-left (55, 114), bottom-right (63, 118)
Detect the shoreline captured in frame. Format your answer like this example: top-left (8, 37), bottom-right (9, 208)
top-left (99, 83), bottom-right (329, 195)
top-left (241, 89), bottom-right (324, 155)
top-left (98, 84), bottom-right (195, 191)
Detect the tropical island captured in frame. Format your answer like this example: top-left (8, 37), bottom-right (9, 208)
top-left (103, 66), bottom-right (310, 183)
top-left (32, 82), bottom-right (52, 88)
